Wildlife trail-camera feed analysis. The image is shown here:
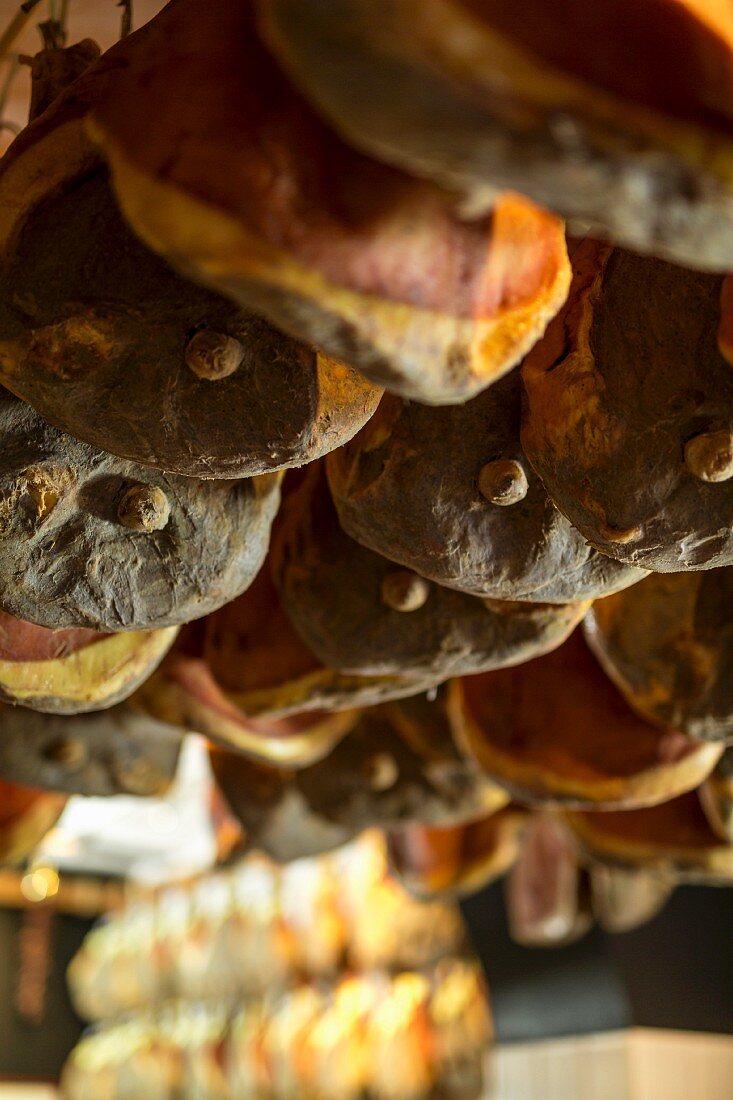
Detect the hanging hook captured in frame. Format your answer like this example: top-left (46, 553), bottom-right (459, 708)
top-left (41, 0), bottom-right (68, 49)
top-left (38, 19), bottom-right (66, 50)
top-left (0, 1), bottom-right (44, 66)
top-left (0, 52), bottom-right (21, 145)
top-left (118, 0), bottom-right (132, 39)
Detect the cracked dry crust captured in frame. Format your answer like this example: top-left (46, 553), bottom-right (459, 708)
top-left (272, 462), bottom-right (589, 678)
top-left (0, 390), bottom-right (280, 631)
top-left (585, 570), bottom-right (733, 741)
top-left (0, 166), bottom-right (381, 478)
top-left (522, 242), bottom-right (733, 571)
top-left (327, 371), bottom-right (646, 601)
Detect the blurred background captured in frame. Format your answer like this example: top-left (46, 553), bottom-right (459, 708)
top-left (1, 731), bottom-right (732, 1099)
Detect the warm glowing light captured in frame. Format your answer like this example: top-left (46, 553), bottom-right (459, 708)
top-left (20, 865), bottom-right (60, 903)
top-left (372, 973), bottom-right (430, 1036)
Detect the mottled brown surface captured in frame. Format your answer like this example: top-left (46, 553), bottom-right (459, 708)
top-left (136, 567), bottom-right (429, 765)
top-left (384, 687), bottom-right (461, 761)
top-left (0, 164), bottom-right (380, 478)
top-left (458, 0), bottom-right (733, 131)
top-left (273, 464), bottom-right (587, 679)
top-left (259, 0), bottom-right (733, 270)
top-left (201, 561), bottom-right (435, 714)
top-left (586, 571), bottom-right (733, 741)
top-left (297, 702), bottom-right (506, 832)
top-left (27, 40), bottom-right (102, 122)
top-left (522, 244), bottom-right (733, 571)
top-left (0, 389), bottom-right (280, 631)
top-left (205, 566), bottom-right (321, 696)
top-left (455, 630), bottom-right (720, 807)
top-left (328, 374), bottom-right (645, 601)
top-left (211, 748), bottom-right (356, 862)
top-left (0, 0), bottom-right (166, 155)
top-left (87, 0), bottom-right (569, 404)
top-left (0, 703), bottom-right (182, 797)
top-left (211, 700), bottom-right (503, 861)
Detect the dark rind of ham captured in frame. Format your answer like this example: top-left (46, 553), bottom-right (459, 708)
top-left (458, 0), bottom-right (733, 134)
top-left (0, 389), bottom-right (280, 631)
top-left (0, 704), bottom-right (182, 798)
top-left (521, 245), bottom-right (733, 571)
top-left (0, 167), bottom-right (380, 479)
top-left (272, 463), bottom-right (587, 679)
top-left (584, 570), bottom-right (733, 742)
top-left (328, 373), bottom-right (645, 602)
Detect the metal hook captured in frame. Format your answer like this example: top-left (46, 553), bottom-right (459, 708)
top-left (118, 0), bottom-right (132, 38)
top-left (0, 51), bottom-right (20, 140)
top-left (0, 1), bottom-right (43, 66)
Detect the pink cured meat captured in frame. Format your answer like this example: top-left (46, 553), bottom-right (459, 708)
top-left (0, 609), bottom-right (106, 663)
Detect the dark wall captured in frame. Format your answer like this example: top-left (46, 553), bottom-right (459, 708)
top-left (461, 883), bottom-right (733, 1042)
top-left (0, 907), bottom-right (92, 1082)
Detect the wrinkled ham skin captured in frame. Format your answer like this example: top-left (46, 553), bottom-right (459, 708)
top-left (458, 0), bottom-right (733, 134)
